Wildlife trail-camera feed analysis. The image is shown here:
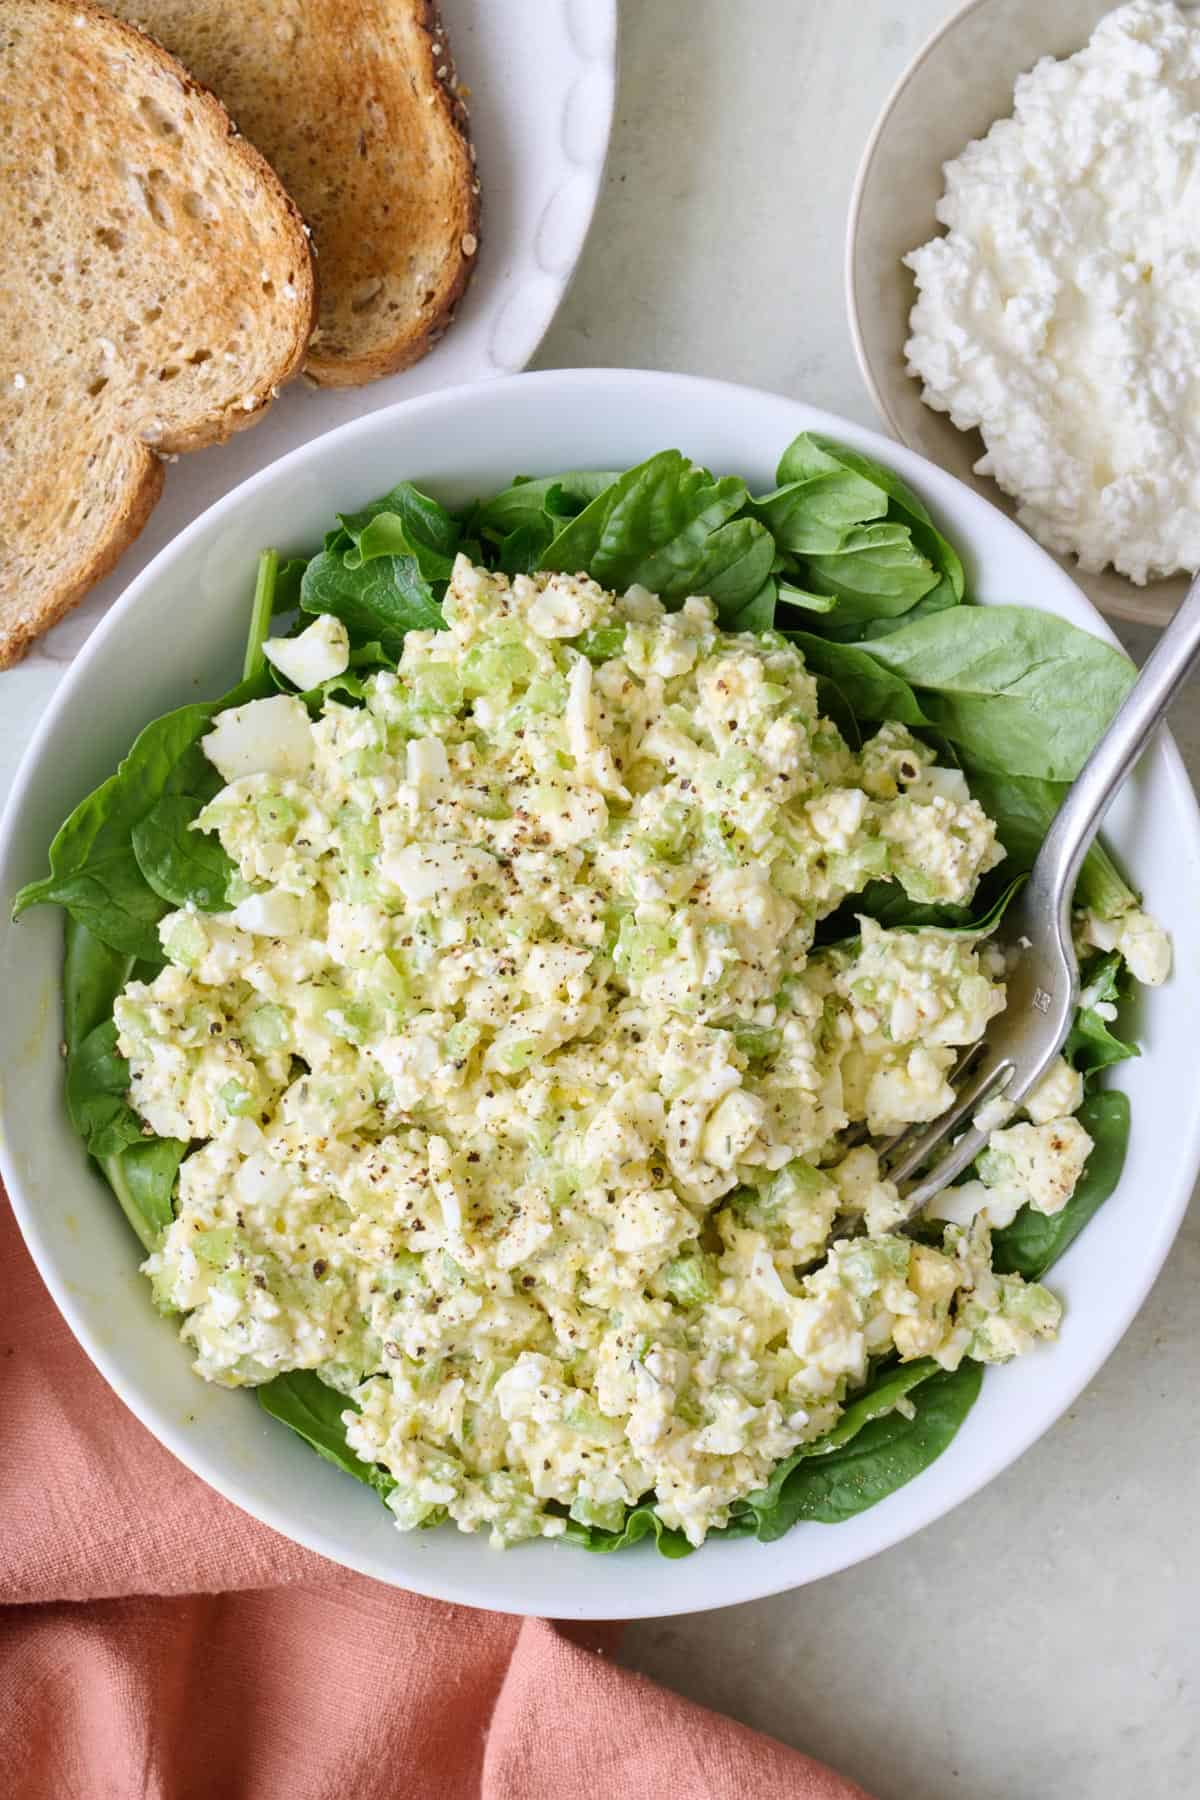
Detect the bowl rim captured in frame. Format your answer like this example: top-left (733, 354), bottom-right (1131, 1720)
top-left (843, 0), bottom-right (990, 441)
top-left (4, 366), bottom-right (1199, 1616)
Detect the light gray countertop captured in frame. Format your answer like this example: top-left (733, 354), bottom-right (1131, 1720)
top-left (1, 5), bottom-right (1193, 1795)
top-left (534, 5), bottom-right (1198, 1796)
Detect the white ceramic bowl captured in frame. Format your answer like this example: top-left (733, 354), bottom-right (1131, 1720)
top-left (3, 369), bottom-right (1198, 1619)
top-left (846, 0), bottom-right (1200, 630)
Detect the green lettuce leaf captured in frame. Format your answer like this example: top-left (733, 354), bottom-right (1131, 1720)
top-left (1064, 954), bottom-right (1138, 1075)
top-left (732, 1359), bottom-right (981, 1539)
top-left (855, 606), bottom-right (1135, 782)
top-left (539, 451), bottom-right (763, 610)
top-left (131, 795), bottom-right (236, 912)
top-left (300, 481), bottom-right (461, 654)
top-left (258, 1370), bottom-right (397, 1500)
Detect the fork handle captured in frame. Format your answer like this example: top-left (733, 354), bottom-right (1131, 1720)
top-left (1037, 572), bottom-right (1200, 928)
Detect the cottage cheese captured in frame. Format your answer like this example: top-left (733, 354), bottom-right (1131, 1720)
top-left (905, 1), bottom-right (1200, 584)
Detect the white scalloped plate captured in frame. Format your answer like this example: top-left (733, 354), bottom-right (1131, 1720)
top-left (9, 0), bottom-right (616, 682)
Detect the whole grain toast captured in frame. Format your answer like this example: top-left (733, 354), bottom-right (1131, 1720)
top-left (109, 0), bottom-right (480, 387)
top-left (0, 0), bottom-right (317, 667)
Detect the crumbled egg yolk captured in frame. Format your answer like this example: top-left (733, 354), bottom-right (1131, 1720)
top-left (115, 559), bottom-right (1080, 1547)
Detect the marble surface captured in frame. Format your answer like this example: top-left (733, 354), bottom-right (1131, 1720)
top-left (2, 3), bottom-right (1195, 1793)
top-left (534, 5), bottom-right (1199, 1796)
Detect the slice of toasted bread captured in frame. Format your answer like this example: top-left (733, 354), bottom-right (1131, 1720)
top-left (0, 0), bottom-right (317, 667)
top-left (109, 0), bottom-right (480, 388)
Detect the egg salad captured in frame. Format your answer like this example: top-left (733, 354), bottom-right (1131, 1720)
top-left (112, 558), bottom-right (1090, 1547)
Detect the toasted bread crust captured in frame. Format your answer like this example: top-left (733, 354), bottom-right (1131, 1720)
top-left (0, 0), bottom-right (317, 666)
top-left (0, 446), bottom-right (165, 668)
top-left (109, 0), bottom-right (479, 388)
top-left (304, 0), bottom-right (479, 387)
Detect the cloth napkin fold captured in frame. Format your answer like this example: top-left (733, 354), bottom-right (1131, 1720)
top-left (1, 1196), bottom-right (873, 1800)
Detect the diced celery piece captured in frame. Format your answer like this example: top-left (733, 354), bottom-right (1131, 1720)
top-left (563, 1405), bottom-right (625, 1445)
top-left (522, 675), bottom-right (567, 715)
top-left (444, 1019), bottom-right (481, 1062)
top-left (219, 1079), bottom-right (258, 1118)
top-left (462, 638), bottom-right (535, 697)
top-left (225, 872), bottom-right (258, 905)
top-left (496, 1037), bottom-right (538, 1072)
top-left (640, 798), bottom-right (691, 861)
top-left (244, 1003), bottom-right (290, 1053)
top-left (612, 914), bottom-right (672, 983)
top-left (412, 662), bottom-right (463, 710)
top-left (328, 1000), bottom-right (374, 1046)
top-left (378, 1251), bottom-right (425, 1295)
top-left (162, 913), bottom-right (207, 969)
top-left (340, 747), bottom-right (384, 778)
top-left (838, 1237), bottom-right (910, 1297)
top-left (337, 805), bottom-right (381, 857)
top-left (1002, 1279), bottom-right (1061, 1331)
top-left (661, 1251), bottom-right (716, 1307)
top-left (977, 1148), bottom-right (1015, 1189)
top-left (254, 792), bottom-right (297, 837)
top-left (732, 1023), bottom-right (782, 1065)
top-left (371, 953), bottom-right (410, 1016)
top-left (574, 624), bottom-right (627, 664)
top-left (548, 1169), bottom-right (580, 1208)
top-left (194, 1226), bottom-right (239, 1267)
top-left (568, 1493), bottom-right (627, 1532)
top-left (473, 789), bottom-right (512, 820)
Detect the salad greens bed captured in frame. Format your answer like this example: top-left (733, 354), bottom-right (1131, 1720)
top-left (14, 432), bottom-right (1143, 1556)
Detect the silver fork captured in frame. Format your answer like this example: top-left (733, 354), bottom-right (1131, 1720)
top-left (885, 573), bottom-right (1200, 1222)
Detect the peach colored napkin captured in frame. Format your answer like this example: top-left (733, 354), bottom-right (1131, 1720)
top-left (1, 1196), bottom-right (874, 1800)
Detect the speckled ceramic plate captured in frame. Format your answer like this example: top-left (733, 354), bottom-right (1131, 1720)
top-left (846, 0), bottom-right (1200, 629)
top-left (17, 0), bottom-right (617, 673)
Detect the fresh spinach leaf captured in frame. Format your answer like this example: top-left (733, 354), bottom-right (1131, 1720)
top-left (65, 1018), bottom-right (144, 1160)
top-left (991, 1091), bottom-right (1131, 1280)
top-left (498, 520), bottom-right (556, 577)
top-left (779, 433), bottom-right (965, 615)
top-left (958, 767), bottom-right (1137, 919)
top-left (1064, 954), bottom-right (1138, 1075)
top-left (63, 919), bottom-right (134, 1053)
top-left (301, 542), bottom-right (444, 654)
top-left (340, 481), bottom-right (460, 581)
top-left (788, 631), bottom-right (931, 728)
top-left (688, 518), bottom-right (777, 624)
top-left (817, 873), bottom-right (1025, 945)
top-left (720, 577), bottom-right (779, 634)
top-left (61, 920), bottom-right (183, 1253)
top-left (300, 481), bottom-right (459, 654)
top-left (741, 1360), bottom-right (983, 1538)
top-left (131, 795), bottom-right (236, 912)
top-left (273, 556), bottom-right (308, 618)
top-left (750, 469), bottom-right (888, 556)
top-left (801, 523), bottom-right (938, 621)
top-left (258, 1370), bottom-right (397, 1500)
top-left (738, 1357), bottom-right (941, 1521)
top-left (539, 451), bottom-right (756, 604)
top-left (856, 607), bottom-right (1135, 782)
top-left (23, 851), bottom-right (169, 962)
top-left (561, 1499), bottom-right (694, 1559)
top-left (101, 1135), bottom-right (185, 1255)
top-left (476, 471), bottom-right (622, 536)
top-left (12, 676), bottom-right (269, 958)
